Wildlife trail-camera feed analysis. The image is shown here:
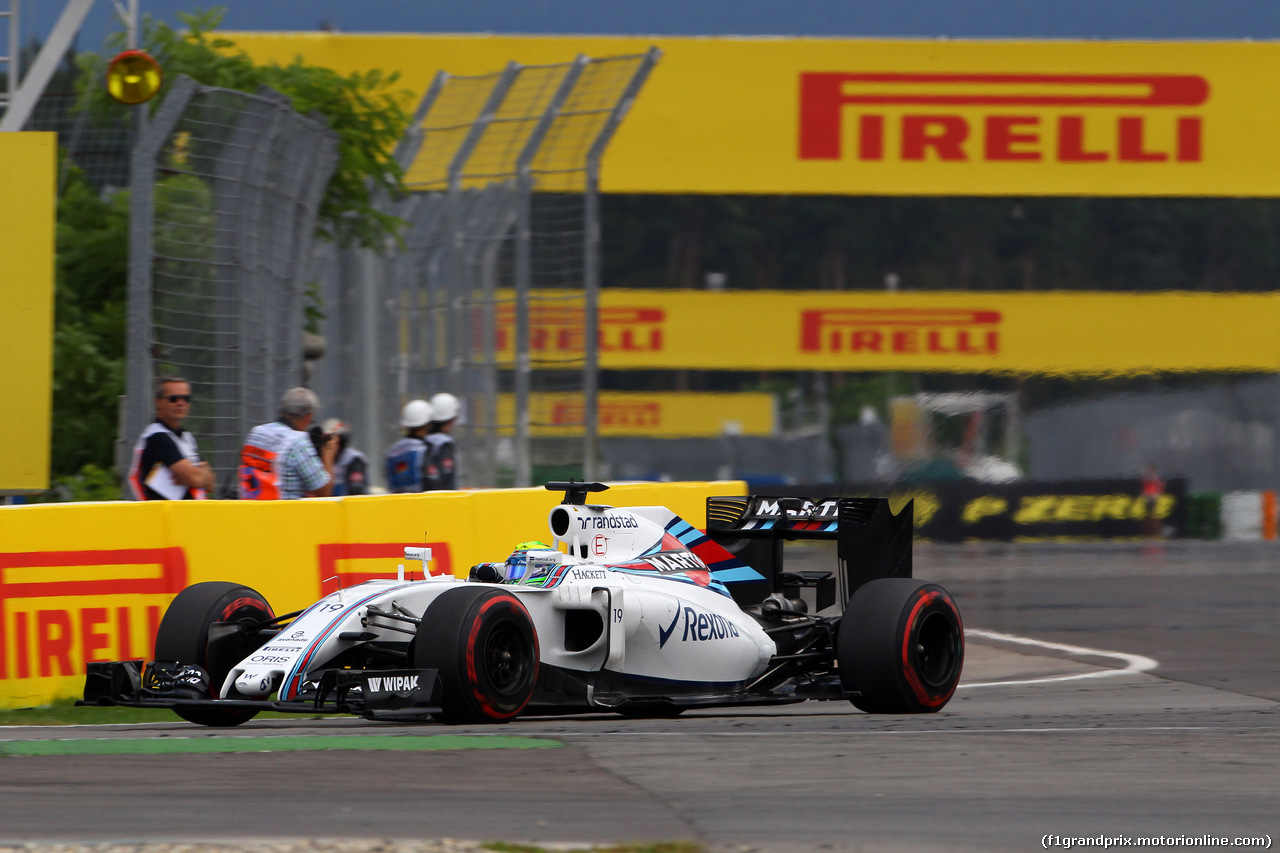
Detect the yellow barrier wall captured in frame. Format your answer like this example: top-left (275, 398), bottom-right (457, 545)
top-left (0, 482), bottom-right (743, 708)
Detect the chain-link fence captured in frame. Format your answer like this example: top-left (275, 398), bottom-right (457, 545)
top-left (310, 49), bottom-right (659, 489)
top-left (2, 6), bottom-right (134, 193)
top-left (121, 74), bottom-right (339, 494)
top-left (33, 87), bottom-right (133, 193)
top-left (0, 0), bottom-right (16, 113)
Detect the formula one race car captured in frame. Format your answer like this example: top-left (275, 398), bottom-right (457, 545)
top-left (81, 482), bottom-right (963, 726)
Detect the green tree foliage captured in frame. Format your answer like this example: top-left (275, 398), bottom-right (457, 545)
top-left (43, 9), bottom-right (410, 499)
top-left (49, 167), bottom-right (129, 494)
top-left (76, 7), bottom-right (410, 249)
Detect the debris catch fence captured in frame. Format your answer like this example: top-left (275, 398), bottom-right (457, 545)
top-left (121, 75), bottom-right (339, 493)
top-left (310, 49), bottom-right (660, 488)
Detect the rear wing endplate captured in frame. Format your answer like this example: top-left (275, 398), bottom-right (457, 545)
top-left (705, 495), bottom-right (913, 606)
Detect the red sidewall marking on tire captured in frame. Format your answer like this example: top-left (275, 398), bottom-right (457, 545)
top-left (900, 590), bottom-right (960, 709)
top-left (218, 597), bottom-right (273, 621)
top-left (209, 596), bottom-right (272, 698)
top-left (465, 595), bottom-right (537, 721)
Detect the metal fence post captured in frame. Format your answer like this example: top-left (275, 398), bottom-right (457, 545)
top-left (450, 63), bottom-right (520, 483)
top-left (121, 75), bottom-right (197, 493)
top-left (361, 52), bottom-right (657, 489)
top-left (582, 48), bottom-right (662, 483)
top-left (395, 71), bottom-right (449, 172)
top-left (512, 57), bottom-right (589, 487)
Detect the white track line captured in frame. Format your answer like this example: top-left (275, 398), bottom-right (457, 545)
top-left (961, 628), bottom-right (1159, 689)
top-left (1, 629), bottom-right (1156, 728)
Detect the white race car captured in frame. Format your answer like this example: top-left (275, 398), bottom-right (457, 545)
top-left (83, 482), bottom-right (964, 726)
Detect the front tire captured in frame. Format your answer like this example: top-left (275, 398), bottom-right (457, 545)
top-left (154, 581), bottom-right (275, 727)
top-left (837, 578), bottom-right (963, 714)
top-left (413, 586), bottom-right (539, 724)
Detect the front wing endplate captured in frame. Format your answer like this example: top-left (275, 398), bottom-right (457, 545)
top-left (78, 660), bottom-right (442, 719)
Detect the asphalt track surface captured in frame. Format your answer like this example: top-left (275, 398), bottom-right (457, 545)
top-left (1, 540), bottom-right (1277, 852)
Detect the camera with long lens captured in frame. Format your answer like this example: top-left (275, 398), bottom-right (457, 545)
top-left (308, 424), bottom-right (330, 455)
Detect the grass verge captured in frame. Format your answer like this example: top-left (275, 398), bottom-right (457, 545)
top-left (0, 698), bottom-right (327, 726)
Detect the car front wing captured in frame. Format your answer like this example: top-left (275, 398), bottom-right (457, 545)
top-left (78, 660), bottom-right (443, 720)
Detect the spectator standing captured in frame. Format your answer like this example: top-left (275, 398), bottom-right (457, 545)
top-left (385, 399), bottom-right (434, 493)
top-left (239, 387), bottom-right (337, 500)
top-left (424, 392), bottom-right (461, 491)
top-left (324, 418), bottom-right (369, 497)
top-left (128, 375), bottom-right (216, 500)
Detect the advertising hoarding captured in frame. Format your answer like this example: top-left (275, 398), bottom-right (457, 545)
top-left (230, 34), bottom-right (1280, 197)
top-left (482, 391), bottom-right (775, 437)
top-left (0, 133), bottom-right (56, 492)
top-left (497, 290), bottom-right (1280, 375)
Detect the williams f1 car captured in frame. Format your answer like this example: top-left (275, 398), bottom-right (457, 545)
top-left (82, 482), bottom-right (964, 726)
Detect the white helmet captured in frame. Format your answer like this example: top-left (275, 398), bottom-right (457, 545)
top-left (429, 392), bottom-right (460, 422)
top-left (322, 418), bottom-right (350, 436)
top-left (400, 399), bottom-right (433, 428)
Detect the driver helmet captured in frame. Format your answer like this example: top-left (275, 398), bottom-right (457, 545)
top-left (503, 541), bottom-right (558, 583)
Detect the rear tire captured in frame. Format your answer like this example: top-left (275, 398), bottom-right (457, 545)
top-left (413, 586), bottom-right (539, 724)
top-left (838, 578), bottom-right (963, 714)
top-left (154, 581), bottom-right (275, 727)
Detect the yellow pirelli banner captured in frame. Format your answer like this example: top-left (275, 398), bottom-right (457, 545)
top-left (484, 392), bottom-right (775, 437)
top-left (491, 290), bottom-right (1280, 375)
top-left (0, 481), bottom-right (744, 707)
top-left (229, 33), bottom-right (1280, 197)
top-left (0, 133), bottom-right (56, 492)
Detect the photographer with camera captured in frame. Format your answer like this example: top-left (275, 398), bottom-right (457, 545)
top-left (322, 418), bottom-right (368, 497)
top-left (238, 387), bottom-right (336, 500)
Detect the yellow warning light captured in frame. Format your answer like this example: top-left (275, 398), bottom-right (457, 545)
top-left (106, 50), bottom-right (163, 105)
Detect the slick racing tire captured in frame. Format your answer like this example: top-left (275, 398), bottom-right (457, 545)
top-left (837, 578), bottom-right (963, 714)
top-left (154, 581), bottom-right (275, 727)
top-left (414, 586), bottom-right (539, 724)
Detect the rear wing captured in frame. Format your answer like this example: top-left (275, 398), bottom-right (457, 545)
top-left (705, 495), bottom-right (913, 609)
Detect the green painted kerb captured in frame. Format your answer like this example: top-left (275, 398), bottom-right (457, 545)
top-left (0, 735), bottom-right (563, 756)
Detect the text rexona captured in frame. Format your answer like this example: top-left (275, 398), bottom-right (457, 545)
top-left (681, 607), bottom-right (739, 643)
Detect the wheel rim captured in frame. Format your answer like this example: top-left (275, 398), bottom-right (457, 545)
top-left (482, 618), bottom-right (532, 696)
top-left (915, 609), bottom-right (959, 688)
